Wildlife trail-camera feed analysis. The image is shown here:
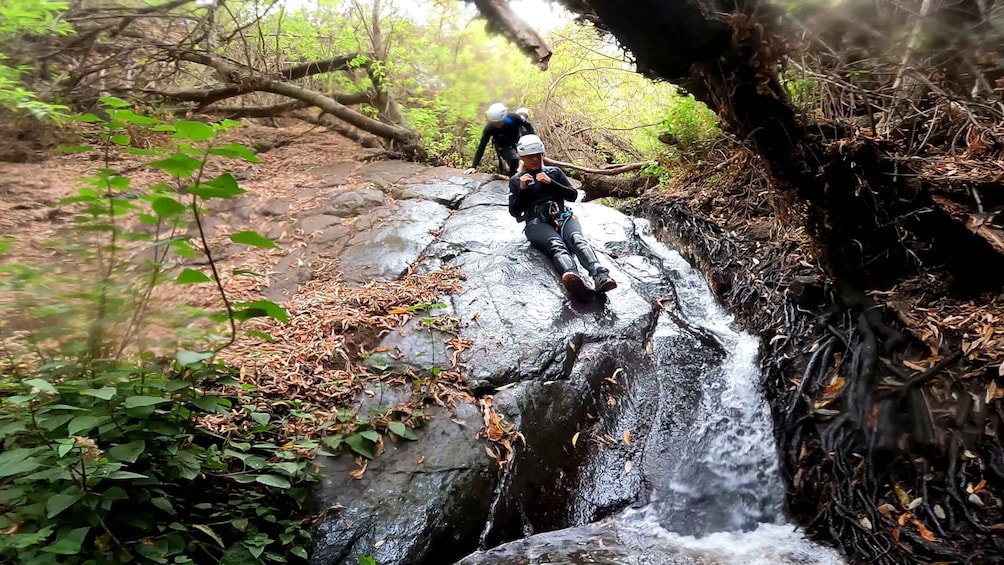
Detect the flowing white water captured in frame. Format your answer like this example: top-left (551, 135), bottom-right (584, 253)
top-left (621, 220), bottom-right (844, 564)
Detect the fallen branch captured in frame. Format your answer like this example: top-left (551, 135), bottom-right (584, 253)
top-left (278, 53), bottom-right (371, 81)
top-left (197, 92), bottom-right (371, 118)
top-left (544, 156), bottom-right (651, 175)
top-left (292, 111), bottom-right (384, 149)
top-left (260, 80), bottom-right (415, 145)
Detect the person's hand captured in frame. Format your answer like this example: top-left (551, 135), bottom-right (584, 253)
top-left (464, 168), bottom-right (476, 174)
top-left (519, 173), bottom-right (533, 190)
top-left (535, 172), bottom-right (551, 184)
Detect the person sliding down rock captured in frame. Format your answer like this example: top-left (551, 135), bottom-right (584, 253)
top-left (508, 134), bottom-right (617, 299)
top-left (465, 102), bottom-right (535, 177)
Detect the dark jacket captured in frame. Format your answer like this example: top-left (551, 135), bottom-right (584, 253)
top-left (508, 166), bottom-right (577, 222)
top-left (471, 113), bottom-right (535, 168)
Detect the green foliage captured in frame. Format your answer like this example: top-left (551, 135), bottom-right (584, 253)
top-left (0, 359), bottom-right (315, 564)
top-left (0, 101), bottom-right (310, 564)
top-left (0, 0), bottom-right (71, 119)
top-left (657, 93), bottom-right (720, 152)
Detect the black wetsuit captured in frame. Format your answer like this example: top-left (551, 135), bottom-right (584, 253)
top-left (472, 113), bottom-right (535, 176)
top-left (508, 167), bottom-right (609, 279)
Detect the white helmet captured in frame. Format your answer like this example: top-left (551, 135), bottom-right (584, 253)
top-left (515, 107), bottom-right (530, 119)
top-left (516, 134), bottom-right (545, 156)
top-left (486, 102), bottom-right (507, 122)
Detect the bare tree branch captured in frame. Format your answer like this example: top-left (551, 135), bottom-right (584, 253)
top-left (544, 157), bottom-right (651, 175)
top-left (261, 80), bottom-right (417, 145)
top-left (197, 92), bottom-right (371, 117)
top-left (471, 0), bottom-right (552, 69)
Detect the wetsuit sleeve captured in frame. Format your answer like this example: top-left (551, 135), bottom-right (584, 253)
top-left (471, 127), bottom-right (490, 168)
top-left (508, 176), bottom-right (524, 220)
top-left (552, 169), bottom-right (578, 202)
top-left (521, 117), bottom-right (535, 134)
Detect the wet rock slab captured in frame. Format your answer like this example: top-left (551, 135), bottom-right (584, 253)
top-left (308, 166), bottom-right (736, 564)
top-left (338, 199), bottom-right (451, 284)
top-left (311, 400), bottom-right (495, 565)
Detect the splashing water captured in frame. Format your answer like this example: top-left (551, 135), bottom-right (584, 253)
top-left (619, 219), bottom-right (844, 563)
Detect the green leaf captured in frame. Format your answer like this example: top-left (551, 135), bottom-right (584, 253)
top-left (69, 113), bottom-right (102, 122)
top-left (46, 492), bottom-right (81, 518)
top-left (358, 555), bottom-right (376, 565)
top-left (176, 350), bottom-right (214, 366)
top-left (229, 230), bottom-right (277, 249)
top-left (103, 486), bottom-right (129, 500)
top-left (106, 470), bottom-right (149, 480)
top-left (110, 109), bottom-right (159, 124)
top-left (43, 526), bottom-right (89, 555)
top-left (56, 440), bottom-right (75, 458)
top-left (292, 547), bottom-right (308, 560)
top-left (53, 145), bottom-right (93, 153)
top-left (152, 196), bottom-right (187, 217)
top-left (388, 422), bottom-right (417, 440)
top-left (151, 497), bottom-right (176, 515)
top-left (173, 120), bottom-right (216, 141)
top-left (67, 414), bottom-right (109, 435)
top-left (24, 378), bottom-right (57, 393)
top-left (344, 434), bottom-right (375, 459)
top-left (191, 395), bottom-right (221, 412)
top-left (0, 456), bottom-right (43, 478)
top-left (250, 412), bottom-right (270, 425)
top-left (194, 524), bottom-right (226, 548)
top-left (99, 96), bottom-right (131, 108)
top-left (359, 430), bottom-right (380, 442)
top-left (125, 147), bottom-right (162, 156)
top-left (172, 451), bottom-right (201, 480)
top-left (81, 387), bottom-right (117, 400)
top-left (124, 395), bottom-right (170, 408)
top-left (209, 142), bottom-right (262, 163)
top-left (148, 153), bottom-right (203, 178)
top-left (254, 474), bottom-right (291, 489)
top-left (175, 268), bottom-right (212, 284)
top-left (189, 172), bottom-right (244, 200)
top-left (108, 440), bottom-right (146, 464)
top-left (245, 329), bottom-right (276, 343)
top-left (233, 300), bottom-right (288, 323)
top-left (110, 134), bottom-right (131, 145)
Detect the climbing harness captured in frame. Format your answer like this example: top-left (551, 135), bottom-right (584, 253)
top-left (548, 201), bottom-right (574, 233)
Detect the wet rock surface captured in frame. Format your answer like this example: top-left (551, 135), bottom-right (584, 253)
top-left (297, 162), bottom-right (765, 564)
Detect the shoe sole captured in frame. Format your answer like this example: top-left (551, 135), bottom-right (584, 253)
top-left (561, 273), bottom-right (594, 302)
top-left (596, 279), bottom-right (617, 293)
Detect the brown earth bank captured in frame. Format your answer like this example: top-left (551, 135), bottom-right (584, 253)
top-left (629, 149), bottom-right (1004, 565)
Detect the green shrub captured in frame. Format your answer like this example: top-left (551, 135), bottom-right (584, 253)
top-left (0, 98), bottom-right (314, 564)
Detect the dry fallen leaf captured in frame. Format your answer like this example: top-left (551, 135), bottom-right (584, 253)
top-left (374, 539), bottom-right (386, 549)
top-left (349, 460), bottom-right (368, 480)
top-left (859, 517), bottom-right (873, 530)
top-left (912, 519), bottom-right (938, 542)
top-left (571, 432), bottom-right (580, 448)
top-left (623, 430), bottom-right (632, 446)
top-left (933, 504), bottom-right (946, 519)
top-left (608, 396), bottom-right (617, 406)
top-left (907, 497), bottom-right (924, 510)
top-left (821, 376), bottom-right (846, 400)
top-left (894, 484), bottom-right (911, 508)
top-left (624, 460), bottom-right (633, 474)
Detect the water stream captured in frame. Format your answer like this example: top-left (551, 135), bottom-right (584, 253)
top-left (461, 222), bottom-right (845, 564)
top-left (608, 224), bottom-right (844, 563)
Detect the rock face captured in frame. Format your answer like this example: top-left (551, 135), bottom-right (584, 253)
top-left (306, 164), bottom-right (738, 565)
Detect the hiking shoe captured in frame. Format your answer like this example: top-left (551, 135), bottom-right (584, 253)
top-left (593, 271), bottom-right (617, 293)
top-left (561, 272), bottom-right (593, 302)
